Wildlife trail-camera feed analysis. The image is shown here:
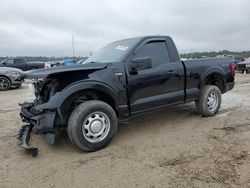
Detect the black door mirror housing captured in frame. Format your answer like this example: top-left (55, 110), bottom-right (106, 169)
top-left (129, 57), bottom-right (152, 73)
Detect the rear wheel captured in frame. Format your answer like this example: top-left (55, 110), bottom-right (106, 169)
top-left (67, 100), bottom-right (118, 152)
top-left (0, 77), bottom-right (11, 91)
top-left (196, 85), bottom-right (221, 117)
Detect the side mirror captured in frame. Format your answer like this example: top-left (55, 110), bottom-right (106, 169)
top-left (129, 57), bottom-right (152, 73)
top-left (1, 62), bottom-right (6, 65)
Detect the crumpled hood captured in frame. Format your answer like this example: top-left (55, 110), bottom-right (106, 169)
top-left (24, 63), bottom-right (109, 79)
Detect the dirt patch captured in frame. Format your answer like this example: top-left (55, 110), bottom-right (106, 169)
top-left (214, 123), bottom-right (250, 135)
top-left (158, 133), bottom-right (249, 187)
top-left (159, 153), bottom-right (202, 167)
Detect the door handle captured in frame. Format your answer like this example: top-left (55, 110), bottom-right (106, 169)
top-left (167, 70), bottom-right (178, 76)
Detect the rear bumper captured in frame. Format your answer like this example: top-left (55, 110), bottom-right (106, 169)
top-left (225, 82), bottom-right (235, 92)
top-left (11, 80), bottom-right (22, 87)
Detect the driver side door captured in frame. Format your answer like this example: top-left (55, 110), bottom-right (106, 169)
top-left (127, 39), bottom-right (184, 114)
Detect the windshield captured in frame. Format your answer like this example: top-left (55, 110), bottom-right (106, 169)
top-left (245, 57), bottom-right (250, 62)
top-left (0, 59), bottom-right (6, 64)
top-left (85, 38), bottom-right (140, 63)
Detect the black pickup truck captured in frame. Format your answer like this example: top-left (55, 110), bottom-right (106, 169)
top-left (17, 36), bottom-right (235, 157)
top-left (0, 58), bottom-right (45, 71)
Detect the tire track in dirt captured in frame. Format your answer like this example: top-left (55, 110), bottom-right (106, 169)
top-left (157, 121), bottom-right (250, 187)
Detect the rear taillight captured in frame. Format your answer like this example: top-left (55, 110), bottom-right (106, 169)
top-left (229, 63), bottom-right (236, 77)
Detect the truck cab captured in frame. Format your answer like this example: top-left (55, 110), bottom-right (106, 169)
top-left (0, 58), bottom-right (27, 71)
top-left (0, 58), bottom-right (45, 71)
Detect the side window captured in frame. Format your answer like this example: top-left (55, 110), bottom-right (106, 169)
top-left (134, 41), bottom-right (170, 68)
top-left (14, 59), bottom-right (24, 64)
top-left (5, 59), bottom-right (14, 65)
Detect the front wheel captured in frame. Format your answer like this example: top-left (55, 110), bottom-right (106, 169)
top-left (196, 85), bottom-right (221, 117)
top-left (0, 77), bottom-right (11, 91)
top-left (67, 100), bottom-right (118, 152)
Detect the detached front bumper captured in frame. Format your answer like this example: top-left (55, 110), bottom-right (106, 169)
top-left (17, 124), bottom-right (38, 157)
top-left (19, 102), bottom-right (56, 130)
top-left (17, 102), bottom-right (57, 157)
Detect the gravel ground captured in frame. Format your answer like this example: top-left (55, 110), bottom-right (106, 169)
top-left (0, 74), bottom-right (250, 188)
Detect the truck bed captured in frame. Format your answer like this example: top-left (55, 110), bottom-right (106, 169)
top-left (183, 57), bottom-right (234, 102)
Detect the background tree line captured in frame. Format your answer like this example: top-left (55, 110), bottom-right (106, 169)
top-left (0, 56), bottom-right (85, 62)
top-left (0, 50), bottom-right (250, 62)
top-left (180, 50), bottom-right (250, 59)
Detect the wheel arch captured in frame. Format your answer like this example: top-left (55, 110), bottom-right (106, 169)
top-left (201, 69), bottom-right (226, 93)
top-left (35, 81), bottom-right (125, 119)
top-left (60, 87), bottom-right (119, 117)
top-left (56, 82), bottom-right (123, 127)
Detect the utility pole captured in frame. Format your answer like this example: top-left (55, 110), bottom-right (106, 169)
top-left (72, 35), bottom-right (75, 62)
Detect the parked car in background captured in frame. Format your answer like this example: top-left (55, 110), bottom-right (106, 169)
top-left (76, 58), bottom-right (87, 64)
top-left (0, 67), bottom-right (24, 91)
top-left (62, 59), bottom-right (77, 66)
top-left (218, 55), bottom-right (244, 66)
top-left (0, 58), bottom-right (45, 71)
top-left (237, 57), bottom-right (250, 74)
top-left (232, 56), bottom-right (245, 65)
top-left (44, 61), bottom-right (62, 68)
top-left (45, 59), bottom-right (88, 68)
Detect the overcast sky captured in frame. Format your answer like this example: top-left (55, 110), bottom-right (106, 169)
top-left (0, 0), bottom-right (249, 56)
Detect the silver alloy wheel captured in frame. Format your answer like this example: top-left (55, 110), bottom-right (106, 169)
top-left (207, 92), bottom-right (218, 112)
top-left (0, 78), bottom-right (9, 90)
top-left (82, 111), bottom-right (110, 143)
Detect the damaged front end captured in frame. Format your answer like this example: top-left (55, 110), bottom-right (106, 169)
top-left (17, 78), bottom-right (62, 157)
top-left (16, 64), bottom-right (108, 157)
top-left (18, 63), bottom-right (107, 157)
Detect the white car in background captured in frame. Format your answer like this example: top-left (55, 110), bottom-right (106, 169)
top-left (0, 67), bottom-right (24, 91)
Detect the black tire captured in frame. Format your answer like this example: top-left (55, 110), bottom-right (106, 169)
top-left (67, 100), bottom-right (118, 152)
top-left (0, 76), bottom-right (11, 91)
top-left (196, 85), bottom-right (221, 117)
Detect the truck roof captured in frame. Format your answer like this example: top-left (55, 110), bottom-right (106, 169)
top-left (121, 35), bottom-right (171, 41)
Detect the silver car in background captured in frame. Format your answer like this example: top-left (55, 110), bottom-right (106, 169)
top-left (0, 67), bottom-right (24, 91)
